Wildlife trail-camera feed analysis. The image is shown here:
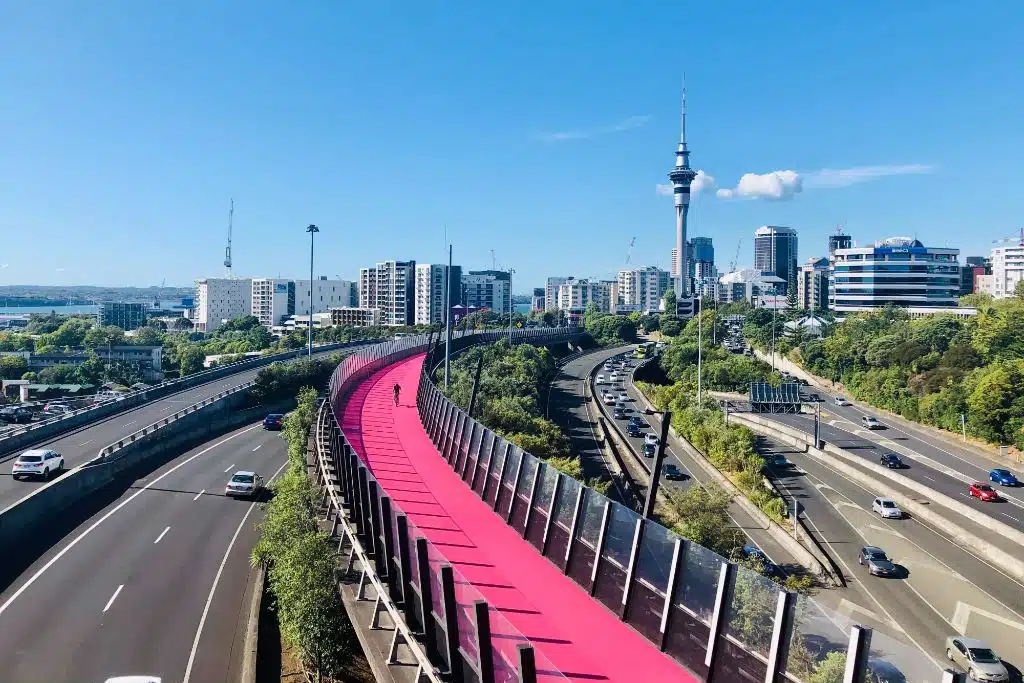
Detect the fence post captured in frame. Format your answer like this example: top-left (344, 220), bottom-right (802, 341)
top-left (842, 626), bottom-right (873, 683)
top-left (380, 496), bottom-right (396, 589)
top-left (474, 600), bottom-right (495, 683)
top-left (764, 589), bottom-right (796, 683)
top-left (397, 515), bottom-right (415, 624)
top-left (704, 561), bottom-right (738, 678)
top-left (415, 538), bottom-right (438, 662)
top-left (368, 481), bottom-right (383, 564)
top-left (620, 517), bottom-right (646, 620)
top-left (659, 538), bottom-right (687, 651)
top-left (563, 486), bottom-right (586, 574)
top-left (516, 645), bottom-right (537, 683)
top-left (588, 502), bottom-right (612, 596)
top-left (356, 466), bottom-right (370, 543)
top-left (440, 565), bottom-right (463, 682)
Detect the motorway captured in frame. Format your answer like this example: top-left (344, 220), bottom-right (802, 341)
top-left (0, 420), bottom-right (288, 683)
top-left (0, 346), bottom-right (343, 511)
top-left (563, 348), bottom-right (1024, 678)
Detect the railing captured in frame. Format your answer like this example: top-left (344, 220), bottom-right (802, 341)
top-left (321, 326), bottom-right (584, 683)
top-left (0, 339), bottom-right (361, 451)
top-left (414, 352), bottom-right (964, 683)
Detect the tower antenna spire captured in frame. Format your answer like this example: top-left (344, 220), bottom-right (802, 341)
top-left (668, 81), bottom-right (697, 304)
top-left (224, 199), bottom-right (234, 277)
top-left (680, 74), bottom-right (687, 146)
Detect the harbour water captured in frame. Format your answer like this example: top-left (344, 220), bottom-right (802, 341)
top-left (0, 301), bottom-right (184, 315)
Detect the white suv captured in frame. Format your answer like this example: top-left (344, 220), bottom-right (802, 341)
top-left (872, 497), bottom-right (902, 519)
top-left (12, 449), bottom-right (65, 480)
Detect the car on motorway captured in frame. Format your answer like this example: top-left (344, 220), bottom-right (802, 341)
top-left (642, 442), bottom-right (656, 457)
top-left (872, 497), bottom-right (902, 519)
top-left (741, 545), bottom-right (780, 577)
top-left (945, 636), bottom-right (1008, 682)
top-left (861, 415), bottom-right (883, 429)
top-left (644, 433), bottom-right (659, 446)
top-left (43, 402), bottom-right (73, 416)
top-left (0, 406), bottom-right (33, 424)
top-left (263, 413), bottom-right (284, 430)
top-left (834, 396), bottom-right (851, 406)
top-left (866, 659), bottom-right (907, 683)
top-left (628, 416), bottom-right (646, 429)
top-left (969, 482), bottom-right (1000, 502)
top-left (602, 393), bottom-right (616, 405)
top-left (226, 470), bottom-right (264, 498)
top-left (990, 469), bottom-right (1019, 487)
top-left (626, 423), bottom-right (641, 437)
top-left (879, 453), bottom-right (904, 469)
top-left (596, 374), bottom-right (606, 384)
top-left (618, 392), bottom-right (629, 402)
top-left (613, 407), bottom-right (625, 420)
top-left (11, 449), bottom-right (64, 480)
top-left (858, 546), bottom-right (897, 577)
top-left (662, 464), bottom-right (686, 481)
top-left (767, 453), bottom-right (788, 467)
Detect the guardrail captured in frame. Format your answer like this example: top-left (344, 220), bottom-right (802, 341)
top-left (415, 350), bottom-right (962, 683)
top-left (0, 339), bottom-right (362, 455)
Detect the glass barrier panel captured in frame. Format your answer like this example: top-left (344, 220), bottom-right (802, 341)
top-left (525, 465), bottom-right (560, 551)
top-left (484, 439), bottom-right (508, 507)
top-left (455, 417), bottom-right (473, 474)
top-left (868, 623), bottom-right (943, 683)
top-left (473, 431), bottom-right (494, 495)
top-left (593, 500), bottom-right (638, 613)
top-left (724, 565), bottom-right (778, 659)
top-left (544, 474), bottom-right (579, 566)
top-left (678, 542), bottom-right (724, 624)
top-left (509, 453), bottom-right (539, 534)
top-left (786, 594), bottom-right (856, 683)
top-left (566, 489), bottom-right (606, 589)
top-left (626, 521), bottom-right (676, 643)
top-left (497, 446), bottom-right (522, 519)
top-left (712, 634), bottom-right (769, 683)
top-left (464, 421), bottom-right (484, 482)
top-left (449, 564), bottom-right (482, 668)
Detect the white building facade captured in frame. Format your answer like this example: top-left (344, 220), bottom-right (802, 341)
top-left (989, 242), bottom-right (1024, 299)
top-left (617, 267), bottom-right (670, 313)
top-left (359, 261), bottom-right (416, 326)
top-left (556, 279), bottom-right (616, 314)
top-left (545, 277), bottom-right (571, 311)
top-left (414, 264), bottom-right (462, 325)
top-left (251, 278), bottom-right (355, 328)
top-left (194, 278), bottom-right (252, 333)
top-left (463, 270), bottom-right (510, 315)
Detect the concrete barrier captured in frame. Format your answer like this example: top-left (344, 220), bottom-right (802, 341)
top-left (0, 340), bottom-right (359, 457)
top-left (729, 412), bottom-right (1024, 584)
top-left (0, 383), bottom-right (265, 552)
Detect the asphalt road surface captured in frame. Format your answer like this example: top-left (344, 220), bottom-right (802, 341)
top-left (0, 346), bottom-right (343, 511)
top-left (0, 421), bottom-right (288, 683)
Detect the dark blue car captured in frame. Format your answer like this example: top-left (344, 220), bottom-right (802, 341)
top-left (990, 468), bottom-right (1019, 486)
top-left (263, 413), bottom-right (284, 430)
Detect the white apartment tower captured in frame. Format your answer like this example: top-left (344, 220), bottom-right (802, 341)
top-left (989, 238), bottom-right (1024, 299)
top-left (617, 267), bottom-right (670, 313)
top-left (193, 278), bottom-right (253, 333)
top-left (359, 261), bottom-right (416, 326)
top-left (415, 264), bottom-right (462, 325)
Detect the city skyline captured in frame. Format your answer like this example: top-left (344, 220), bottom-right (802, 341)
top-left (2, 3), bottom-right (1021, 288)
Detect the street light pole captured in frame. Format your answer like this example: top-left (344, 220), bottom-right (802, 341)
top-left (697, 300), bottom-right (703, 404)
top-left (771, 298), bottom-right (777, 372)
top-left (305, 224), bottom-right (320, 360)
top-left (508, 267), bottom-right (515, 345)
top-left (444, 244), bottom-right (453, 390)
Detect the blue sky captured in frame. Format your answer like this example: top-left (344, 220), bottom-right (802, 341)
top-left (1, 1), bottom-right (1022, 291)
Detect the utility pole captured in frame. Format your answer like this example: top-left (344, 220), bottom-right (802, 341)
top-left (697, 300), bottom-right (703, 404)
top-left (771, 298), bottom-right (778, 372)
top-left (961, 413), bottom-right (967, 442)
top-left (444, 244), bottom-right (453, 390)
top-left (305, 224), bottom-right (319, 359)
top-left (224, 199), bottom-right (234, 278)
top-left (814, 401), bottom-right (821, 449)
top-left (508, 267), bottom-right (515, 345)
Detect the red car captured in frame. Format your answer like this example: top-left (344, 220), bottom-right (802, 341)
top-left (969, 482), bottom-right (999, 502)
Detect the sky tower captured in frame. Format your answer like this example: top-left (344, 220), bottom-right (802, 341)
top-left (668, 88), bottom-right (697, 300)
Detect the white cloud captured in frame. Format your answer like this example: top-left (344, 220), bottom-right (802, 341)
top-left (536, 115), bottom-right (652, 143)
top-left (0, 264), bottom-right (8, 268)
top-left (717, 170), bottom-right (802, 201)
top-left (655, 169), bottom-right (716, 196)
top-left (55, 267), bottom-right (65, 272)
top-left (804, 164), bottom-right (934, 188)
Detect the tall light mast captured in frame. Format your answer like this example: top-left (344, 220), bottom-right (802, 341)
top-left (224, 199), bottom-right (234, 278)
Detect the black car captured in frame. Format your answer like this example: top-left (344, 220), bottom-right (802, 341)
top-left (880, 453), bottom-right (904, 469)
top-left (628, 416), bottom-right (645, 428)
top-left (0, 407), bottom-right (33, 424)
top-left (626, 424), bottom-right (641, 437)
top-left (662, 464), bottom-right (686, 481)
top-left (613, 408), bottom-right (625, 420)
top-left (642, 442), bottom-right (656, 457)
top-left (263, 413), bottom-right (284, 430)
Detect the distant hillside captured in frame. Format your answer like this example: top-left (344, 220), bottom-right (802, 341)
top-left (0, 285), bottom-right (194, 304)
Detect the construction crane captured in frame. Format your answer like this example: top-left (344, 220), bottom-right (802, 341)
top-left (729, 237), bottom-right (743, 273)
top-left (224, 199), bottom-right (234, 278)
top-left (625, 237), bottom-right (636, 265)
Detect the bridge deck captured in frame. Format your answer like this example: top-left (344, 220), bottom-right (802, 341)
top-left (341, 353), bottom-right (690, 683)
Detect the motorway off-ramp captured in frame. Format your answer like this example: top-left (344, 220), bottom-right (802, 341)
top-left (0, 421), bottom-right (287, 683)
top-left (0, 347), bottom-right (340, 511)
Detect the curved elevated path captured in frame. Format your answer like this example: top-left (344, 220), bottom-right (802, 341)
top-left (341, 352), bottom-right (690, 683)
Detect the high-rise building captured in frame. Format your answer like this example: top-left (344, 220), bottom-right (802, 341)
top-left (556, 279), bottom-right (615, 313)
top-left (193, 278), bottom-right (252, 332)
top-left (828, 230), bottom-right (853, 260)
top-left (667, 90), bottom-right (697, 299)
top-left (98, 302), bottom-right (148, 331)
top-left (414, 264), bottom-right (462, 325)
top-left (754, 226), bottom-right (799, 295)
top-left (797, 257), bottom-right (830, 310)
top-left (251, 279), bottom-right (296, 328)
top-left (251, 278), bottom-right (354, 328)
top-left (464, 270), bottom-right (510, 314)
top-left (830, 237), bottom-right (960, 312)
top-left (690, 237), bottom-right (714, 267)
top-left (617, 267), bottom-right (670, 313)
top-left (545, 277), bottom-right (571, 311)
top-left (988, 237), bottom-right (1024, 299)
top-left (359, 261), bottom-right (416, 326)
top-left (531, 288), bottom-right (545, 311)
top-left (294, 278), bottom-right (357, 318)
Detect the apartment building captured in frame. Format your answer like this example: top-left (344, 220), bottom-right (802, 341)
top-left (414, 264), bottom-right (462, 325)
top-left (98, 302), bottom-right (148, 331)
top-left (797, 257), bottom-right (830, 310)
top-left (193, 278), bottom-right (252, 333)
top-left (359, 261), bottom-right (416, 326)
top-left (556, 278), bottom-right (616, 313)
top-left (988, 242), bottom-right (1024, 298)
top-left (617, 267), bottom-right (670, 313)
top-left (545, 277), bottom-right (571, 311)
top-left (329, 307), bottom-right (383, 328)
top-left (464, 270), bottom-right (510, 315)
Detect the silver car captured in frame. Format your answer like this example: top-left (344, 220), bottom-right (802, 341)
top-left (225, 471), bottom-right (264, 498)
top-left (945, 636), bottom-right (1007, 681)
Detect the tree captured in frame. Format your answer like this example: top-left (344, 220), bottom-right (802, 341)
top-left (0, 355), bottom-right (28, 380)
top-left (662, 288), bottom-right (677, 314)
top-left (38, 364), bottom-right (80, 384)
top-left (84, 325), bottom-right (125, 349)
top-left (131, 326), bottom-right (164, 346)
top-left (220, 315), bottom-right (261, 332)
top-left (660, 315), bottom-right (682, 337)
top-left (178, 346), bottom-right (205, 376)
top-left (173, 317), bottom-right (194, 331)
top-left (662, 483), bottom-right (741, 556)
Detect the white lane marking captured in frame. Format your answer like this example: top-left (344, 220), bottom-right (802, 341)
top-left (1002, 513), bottom-right (1020, 522)
top-left (223, 464), bottom-right (235, 473)
top-left (193, 490), bottom-right (205, 501)
top-left (0, 425), bottom-right (259, 618)
top-left (102, 584), bottom-right (124, 613)
top-left (78, 439), bottom-right (93, 447)
top-left (252, 444), bottom-right (262, 452)
top-left (154, 526), bottom-right (171, 544)
top-left (121, 420), bottom-right (137, 428)
top-left (922, 475), bottom-right (938, 483)
top-left (182, 458), bottom-right (289, 683)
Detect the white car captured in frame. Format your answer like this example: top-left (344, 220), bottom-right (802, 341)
top-left (834, 396), bottom-right (850, 406)
top-left (644, 433), bottom-right (659, 446)
top-left (609, 372), bottom-right (619, 382)
top-left (603, 393), bottom-right (616, 405)
top-left (861, 415), bottom-right (883, 430)
top-left (225, 470), bottom-right (264, 498)
top-left (618, 392), bottom-right (629, 402)
top-left (12, 449), bottom-right (64, 480)
top-left (596, 374), bottom-right (606, 384)
top-left (872, 497), bottom-right (902, 519)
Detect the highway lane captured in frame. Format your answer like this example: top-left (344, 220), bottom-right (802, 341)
top-left (766, 411), bottom-right (1024, 533)
top-left (0, 346), bottom-right (345, 511)
top-left (0, 420), bottom-right (288, 683)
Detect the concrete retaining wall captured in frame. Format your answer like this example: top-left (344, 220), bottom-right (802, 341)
top-left (0, 340), bottom-right (357, 457)
top-left (0, 388), bottom-right (265, 552)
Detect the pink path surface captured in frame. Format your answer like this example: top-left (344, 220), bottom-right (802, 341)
top-left (340, 353), bottom-right (692, 683)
